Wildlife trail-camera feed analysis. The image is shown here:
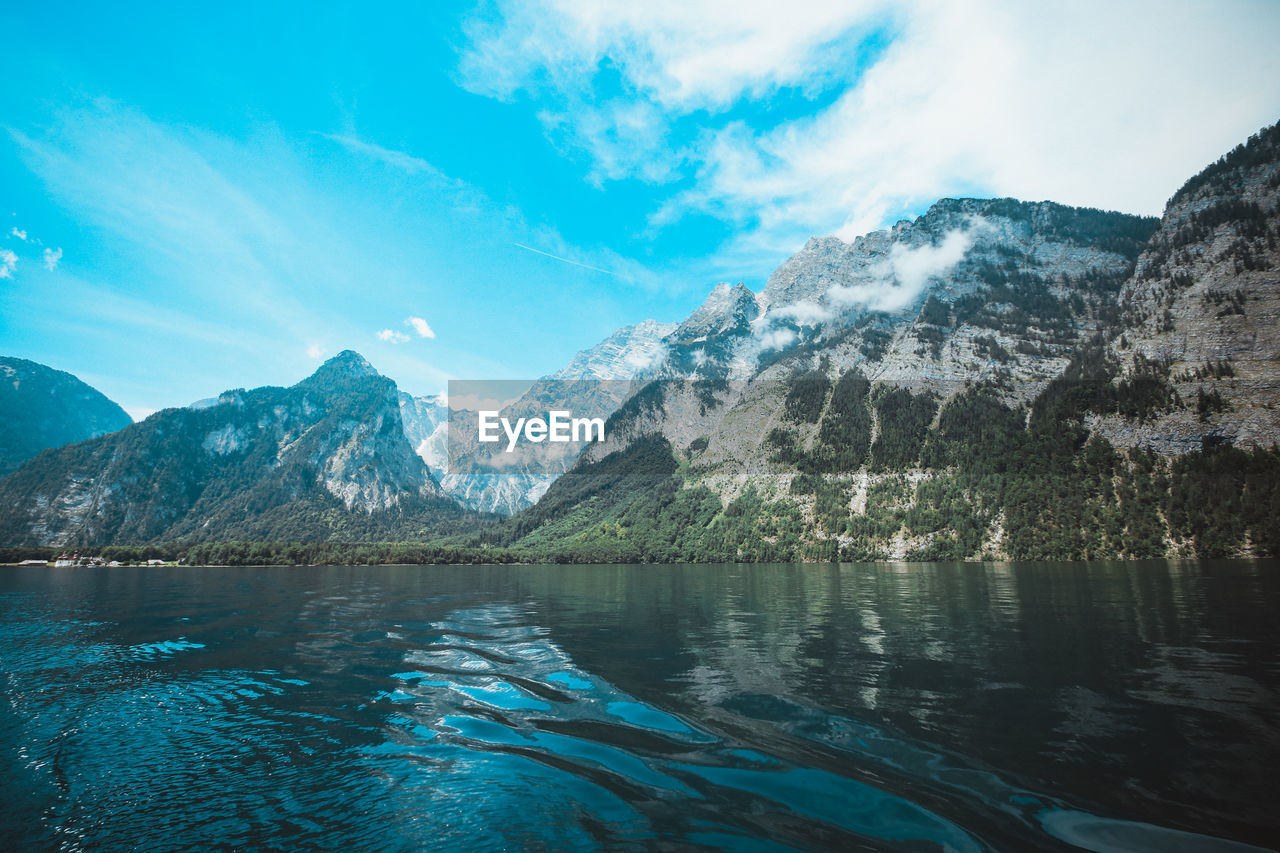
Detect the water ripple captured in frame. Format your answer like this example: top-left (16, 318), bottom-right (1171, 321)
top-left (3, 563), bottom-right (1276, 851)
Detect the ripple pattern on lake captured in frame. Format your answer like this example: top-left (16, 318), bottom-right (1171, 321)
top-left (2, 562), bottom-right (1277, 851)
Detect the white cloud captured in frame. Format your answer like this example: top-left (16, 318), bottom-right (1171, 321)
top-left (460, 0), bottom-right (1280, 255)
top-left (623, 342), bottom-right (667, 371)
top-left (751, 222), bottom-right (976, 358)
top-left (405, 316), bottom-right (436, 338)
top-left (775, 300), bottom-right (832, 326)
top-left (10, 227), bottom-right (27, 241)
top-left (828, 225), bottom-right (976, 313)
top-left (758, 326), bottom-right (797, 351)
top-left (460, 1), bottom-right (882, 110)
top-left (0, 248), bottom-right (16, 278)
top-left (43, 247), bottom-right (62, 271)
top-left (460, 0), bottom-right (884, 186)
top-left (885, 227), bottom-right (974, 300)
top-left (306, 343), bottom-right (326, 359)
top-left (377, 329), bottom-right (410, 344)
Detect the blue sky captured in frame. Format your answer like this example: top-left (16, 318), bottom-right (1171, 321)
top-left (2, 1), bottom-right (1279, 418)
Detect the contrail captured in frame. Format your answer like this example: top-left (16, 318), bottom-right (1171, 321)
top-left (512, 242), bottom-right (625, 278)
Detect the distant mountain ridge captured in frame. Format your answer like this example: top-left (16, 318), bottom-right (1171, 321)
top-left (0, 356), bottom-right (132, 478)
top-left (400, 319), bottom-right (677, 516)
top-left (0, 351), bottom-right (476, 546)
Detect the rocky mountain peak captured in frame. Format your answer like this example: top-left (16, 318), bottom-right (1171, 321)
top-left (0, 351), bottom-right (452, 545)
top-left (673, 282), bottom-right (761, 343)
top-left (1168, 120), bottom-right (1280, 209)
top-left (551, 318), bottom-right (678, 380)
top-left (306, 350), bottom-right (379, 383)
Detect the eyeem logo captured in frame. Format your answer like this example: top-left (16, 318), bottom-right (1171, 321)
top-left (478, 410), bottom-right (605, 452)
top-left (446, 379), bottom-right (623, 473)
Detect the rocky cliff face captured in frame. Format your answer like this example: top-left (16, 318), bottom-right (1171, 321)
top-left (404, 196), bottom-right (1157, 520)
top-left (489, 121), bottom-right (1280, 563)
top-left (577, 195), bottom-right (1157, 468)
top-left (0, 356), bottom-right (132, 478)
top-left (399, 391), bottom-right (449, 472)
top-left (0, 351), bottom-right (460, 546)
top-left (1094, 124), bottom-right (1280, 452)
top-left (666, 198), bottom-right (1154, 399)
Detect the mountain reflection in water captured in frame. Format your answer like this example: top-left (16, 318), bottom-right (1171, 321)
top-left (1, 561), bottom-right (1276, 851)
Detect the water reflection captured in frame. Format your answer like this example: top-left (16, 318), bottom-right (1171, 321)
top-left (1, 561), bottom-right (1276, 851)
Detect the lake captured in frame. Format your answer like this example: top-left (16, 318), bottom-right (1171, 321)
top-left (1, 561), bottom-right (1277, 851)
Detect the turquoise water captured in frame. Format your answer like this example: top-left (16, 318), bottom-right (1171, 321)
top-left (1, 561), bottom-right (1277, 851)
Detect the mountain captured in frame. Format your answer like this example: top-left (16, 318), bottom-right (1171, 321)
top-left (5, 124), bottom-right (1277, 561)
top-left (1096, 126), bottom-right (1280, 452)
top-left (407, 197), bottom-right (1158, 520)
top-left (416, 319), bottom-right (677, 516)
top-left (472, 120), bottom-right (1280, 563)
top-left (0, 351), bottom-right (476, 546)
top-left (670, 198), bottom-right (1153, 393)
top-left (398, 390), bottom-right (449, 472)
top-left (0, 357), bottom-right (132, 479)
top-left (550, 319), bottom-right (677, 380)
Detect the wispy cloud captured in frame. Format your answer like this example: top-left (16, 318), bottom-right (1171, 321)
top-left (459, 0), bottom-right (882, 187)
top-left (512, 242), bottom-right (627, 278)
top-left (829, 225), bottom-right (977, 313)
top-left (320, 133), bottom-right (457, 184)
top-left (405, 316), bottom-right (435, 339)
top-left (9, 227), bottom-right (26, 241)
top-left (5, 100), bottom-right (487, 405)
top-left (758, 327), bottom-right (797, 351)
top-left (7, 266), bottom-right (284, 352)
top-left (751, 222), bottom-right (978, 357)
top-left (320, 129), bottom-right (666, 292)
top-left (9, 101), bottom-right (324, 334)
top-left (0, 248), bottom-right (16, 278)
top-left (460, 0), bottom-right (1280, 256)
top-left (377, 328), bottom-right (410, 344)
top-left (6, 96), bottom-right (673, 408)
top-left (306, 343), bottom-right (326, 360)
top-left (774, 300), bottom-right (831, 326)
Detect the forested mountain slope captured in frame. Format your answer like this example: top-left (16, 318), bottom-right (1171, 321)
top-left (0, 352), bottom-right (481, 546)
top-left (475, 122), bottom-right (1280, 563)
top-left (0, 356), bottom-right (132, 478)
